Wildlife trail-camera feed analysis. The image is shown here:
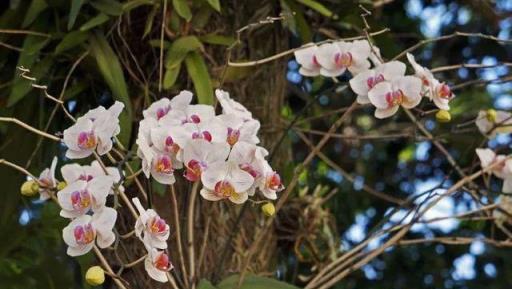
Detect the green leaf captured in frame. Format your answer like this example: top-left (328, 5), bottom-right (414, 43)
top-left (68, 0), bottom-right (85, 30)
top-left (198, 279), bottom-right (217, 289)
top-left (22, 0), bottom-right (48, 28)
top-left (54, 31), bottom-right (89, 54)
top-left (172, 0), bottom-right (192, 21)
top-left (165, 36), bottom-right (203, 69)
top-left (123, 0), bottom-right (154, 11)
top-left (79, 13), bottom-right (110, 31)
top-left (217, 275), bottom-right (301, 289)
top-left (90, 0), bottom-right (123, 16)
top-left (185, 51), bottom-right (213, 105)
top-left (163, 63), bottom-right (181, 89)
top-left (199, 34), bottom-right (235, 46)
top-left (206, 0), bottom-right (221, 12)
top-left (142, 5), bottom-right (158, 38)
top-left (296, 0), bottom-right (334, 18)
top-left (89, 33), bottom-right (133, 146)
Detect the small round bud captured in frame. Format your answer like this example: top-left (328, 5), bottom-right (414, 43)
top-left (85, 266), bottom-right (105, 286)
top-left (487, 109), bottom-right (497, 122)
top-left (20, 180), bottom-right (39, 197)
top-left (57, 181), bottom-right (67, 191)
top-left (435, 110), bottom-right (451, 123)
top-left (261, 202), bottom-right (276, 217)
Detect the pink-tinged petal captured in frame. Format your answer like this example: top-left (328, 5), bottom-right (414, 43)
top-left (433, 96), bottom-right (450, 110)
top-left (200, 188), bottom-right (224, 201)
top-left (215, 89), bottom-right (252, 120)
top-left (88, 175), bottom-right (114, 210)
top-left (201, 162), bottom-right (227, 189)
top-left (108, 101), bottom-right (124, 118)
top-left (316, 43), bottom-right (339, 71)
top-left (294, 44), bottom-right (319, 70)
top-left (152, 169), bottom-right (176, 185)
top-left (356, 94), bottom-right (371, 104)
top-left (374, 106), bottom-right (399, 119)
top-left (143, 98), bottom-right (171, 120)
top-left (92, 207), bottom-right (117, 247)
top-left (67, 243), bottom-right (94, 257)
top-left (169, 90), bottom-right (193, 110)
top-left (63, 118), bottom-right (94, 151)
top-left (66, 148), bottom-right (94, 159)
top-left (379, 61), bottom-right (406, 79)
top-left (368, 81), bottom-right (393, 109)
top-left (58, 180), bottom-right (88, 217)
top-left (503, 177), bottom-right (512, 193)
top-left (476, 148), bottom-right (496, 168)
top-left (348, 59), bottom-right (370, 75)
top-left (394, 76), bottom-right (422, 108)
top-left (320, 67), bottom-right (346, 77)
top-left (299, 67), bottom-right (320, 77)
top-left (228, 165), bottom-right (255, 193)
top-left (349, 69), bottom-right (374, 96)
top-left (185, 104), bottom-right (216, 123)
top-left (349, 40), bottom-right (371, 59)
top-left (228, 191), bottom-right (248, 204)
top-left (61, 163), bottom-right (84, 183)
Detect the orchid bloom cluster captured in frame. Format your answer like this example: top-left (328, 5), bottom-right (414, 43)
top-left (136, 89), bottom-right (285, 204)
top-left (132, 197), bottom-right (172, 282)
top-left (294, 39), bottom-right (455, 118)
top-left (34, 103), bottom-right (124, 257)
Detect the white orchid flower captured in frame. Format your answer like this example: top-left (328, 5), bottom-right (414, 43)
top-left (142, 90), bottom-right (192, 121)
top-left (182, 139), bottom-right (230, 182)
top-left (62, 207), bottom-right (117, 256)
top-left (144, 248), bottom-right (173, 283)
top-left (57, 175), bottom-right (114, 218)
top-left (200, 161), bottom-right (254, 204)
top-left (63, 102), bottom-right (124, 158)
top-left (217, 114), bottom-right (260, 146)
top-left (406, 53), bottom-right (454, 110)
top-left (316, 40), bottom-right (371, 77)
top-left (367, 76), bottom-right (422, 119)
top-left (132, 198), bottom-right (170, 249)
top-left (476, 109), bottom-right (512, 137)
top-left (215, 89), bottom-right (252, 120)
top-left (61, 161), bottom-right (123, 194)
top-left (476, 148), bottom-right (508, 179)
top-left (181, 118), bottom-right (228, 144)
top-left (294, 44), bottom-right (322, 76)
top-left (38, 156), bottom-right (58, 201)
top-left (349, 61), bottom-right (407, 105)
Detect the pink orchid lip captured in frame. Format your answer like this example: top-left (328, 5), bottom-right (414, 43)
top-left (184, 160), bottom-right (205, 182)
top-left (438, 83), bottom-right (452, 99)
top-left (155, 155), bottom-right (173, 174)
top-left (227, 127), bottom-right (241, 146)
top-left (74, 223), bottom-right (95, 245)
top-left (240, 163), bottom-right (259, 178)
top-left (192, 131), bottom-right (213, 142)
top-left (77, 131), bottom-right (97, 149)
top-left (214, 180), bottom-right (236, 198)
top-left (267, 172), bottom-right (283, 191)
top-left (71, 190), bottom-right (92, 211)
top-left (150, 217), bottom-right (168, 234)
top-left (385, 89), bottom-right (404, 108)
top-left (156, 106), bottom-right (170, 120)
top-left (334, 52), bottom-right (353, 68)
top-left (154, 252), bottom-right (171, 271)
top-left (189, 114), bottom-right (201, 124)
top-left (367, 74), bottom-right (385, 89)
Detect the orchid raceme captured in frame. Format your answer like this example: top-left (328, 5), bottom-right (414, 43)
top-left (476, 109), bottom-right (512, 137)
top-left (62, 207), bottom-right (117, 256)
top-left (38, 156), bottom-right (58, 201)
top-left (367, 76), bottom-right (422, 118)
top-left (315, 40), bottom-right (371, 77)
top-left (132, 198), bottom-right (170, 249)
top-left (63, 101), bottom-right (124, 158)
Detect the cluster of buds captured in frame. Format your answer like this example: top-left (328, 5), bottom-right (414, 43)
top-left (294, 40), bottom-right (455, 118)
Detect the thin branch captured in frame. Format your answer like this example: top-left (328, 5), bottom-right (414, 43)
top-left (0, 117), bottom-right (60, 141)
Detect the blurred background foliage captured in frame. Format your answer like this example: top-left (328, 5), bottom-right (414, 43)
top-left (0, 0), bottom-right (511, 288)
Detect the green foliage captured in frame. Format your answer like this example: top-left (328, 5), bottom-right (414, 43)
top-left (185, 51), bottom-right (214, 105)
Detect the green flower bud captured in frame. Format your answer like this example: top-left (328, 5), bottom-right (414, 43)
top-left (85, 266), bottom-right (105, 286)
top-left (20, 180), bottom-right (39, 197)
top-left (487, 109), bottom-right (497, 122)
top-left (435, 110), bottom-right (451, 123)
top-left (57, 181), bottom-right (67, 191)
top-left (261, 202), bottom-right (276, 217)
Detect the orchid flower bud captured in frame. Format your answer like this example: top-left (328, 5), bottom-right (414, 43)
top-left (21, 180), bottom-right (39, 197)
top-left (261, 202), bottom-right (276, 217)
top-left (85, 266), bottom-right (105, 286)
top-left (436, 110), bottom-right (451, 123)
top-left (487, 109), bottom-right (497, 122)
